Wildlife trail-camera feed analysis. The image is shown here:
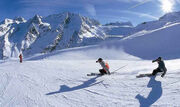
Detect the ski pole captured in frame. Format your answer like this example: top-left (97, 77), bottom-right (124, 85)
top-left (112, 64), bottom-right (128, 72)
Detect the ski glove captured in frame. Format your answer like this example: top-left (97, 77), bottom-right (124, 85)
top-left (161, 73), bottom-right (165, 78)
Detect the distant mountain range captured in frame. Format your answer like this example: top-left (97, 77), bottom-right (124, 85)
top-left (1, 11), bottom-right (180, 59)
top-left (0, 12), bottom-right (105, 59)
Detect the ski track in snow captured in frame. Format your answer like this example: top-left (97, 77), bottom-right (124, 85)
top-left (0, 59), bottom-right (180, 107)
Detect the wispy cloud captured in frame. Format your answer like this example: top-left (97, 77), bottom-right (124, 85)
top-left (85, 4), bottom-right (96, 17)
top-left (122, 10), bottom-right (158, 20)
top-left (97, 7), bottom-right (158, 20)
top-left (129, 0), bottom-right (152, 9)
top-left (19, 0), bottom-right (82, 7)
top-left (97, 14), bottom-right (130, 21)
top-left (18, 0), bottom-right (99, 16)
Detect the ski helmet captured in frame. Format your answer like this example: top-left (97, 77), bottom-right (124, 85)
top-left (98, 58), bottom-right (103, 61)
top-left (158, 57), bottom-right (162, 60)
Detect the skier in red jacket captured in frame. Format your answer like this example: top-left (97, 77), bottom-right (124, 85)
top-left (19, 54), bottom-right (23, 63)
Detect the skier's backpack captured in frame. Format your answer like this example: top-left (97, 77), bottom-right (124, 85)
top-left (105, 62), bottom-right (110, 69)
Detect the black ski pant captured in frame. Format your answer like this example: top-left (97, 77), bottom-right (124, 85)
top-left (99, 69), bottom-right (107, 75)
top-left (152, 68), bottom-right (163, 76)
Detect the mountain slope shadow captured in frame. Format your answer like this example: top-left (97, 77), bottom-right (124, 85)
top-left (46, 76), bottom-right (102, 95)
top-left (135, 76), bottom-right (162, 107)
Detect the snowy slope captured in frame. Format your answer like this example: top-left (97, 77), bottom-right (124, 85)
top-left (117, 22), bottom-right (180, 60)
top-left (0, 50), bottom-right (180, 107)
top-left (1, 15), bottom-right (180, 106)
top-left (0, 12), bottom-right (105, 59)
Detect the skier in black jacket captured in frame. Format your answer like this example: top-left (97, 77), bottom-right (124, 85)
top-left (152, 57), bottom-right (167, 77)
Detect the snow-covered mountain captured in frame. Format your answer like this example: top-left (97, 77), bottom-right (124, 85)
top-left (1, 11), bottom-right (180, 60)
top-left (102, 11), bottom-right (180, 37)
top-left (105, 21), bottom-right (133, 27)
top-left (0, 12), bottom-right (106, 59)
top-left (134, 11), bottom-right (180, 32)
top-left (159, 11), bottom-right (180, 22)
top-left (102, 21), bottom-right (134, 38)
top-left (102, 11), bottom-right (180, 39)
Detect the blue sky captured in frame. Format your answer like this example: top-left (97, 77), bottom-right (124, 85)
top-left (1, 0), bottom-right (180, 25)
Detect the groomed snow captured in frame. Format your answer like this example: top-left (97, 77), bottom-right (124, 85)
top-left (0, 39), bottom-right (180, 106)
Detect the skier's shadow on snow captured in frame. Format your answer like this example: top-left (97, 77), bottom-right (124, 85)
top-left (135, 76), bottom-right (162, 107)
top-left (46, 75), bottom-right (102, 95)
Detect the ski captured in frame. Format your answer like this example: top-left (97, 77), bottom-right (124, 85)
top-left (87, 73), bottom-right (102, 76)
top-left (136, 72), bottom-right (163, 78)
top-left (136, 73), bottom-right (153, 78)
top-left (87, 72), bottom-right (112, 76)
